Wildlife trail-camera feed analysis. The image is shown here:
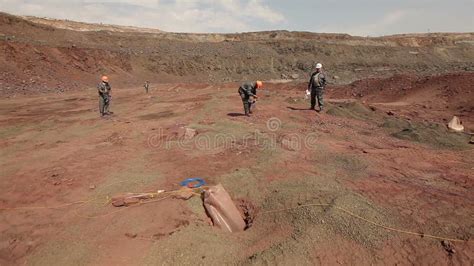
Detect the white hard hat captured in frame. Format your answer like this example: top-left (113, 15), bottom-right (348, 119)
top-left (316, 63), bottom-right (323, 69)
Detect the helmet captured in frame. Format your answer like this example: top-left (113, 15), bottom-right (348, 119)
top-left (256, 80), bottom-right (263, 88)
top-left (101, 76), bottom-right (109, 82)
top-left (316, 63), bottom-right (322, 69)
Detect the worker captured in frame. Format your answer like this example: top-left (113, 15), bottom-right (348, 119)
top-left (238, 81), bottom-right (262, 116)
top-left (308, 63), bottom-right (327, 112)
top-left (97, 75), bottom-right (112, 117)
top-left (144, 81), bottom-right (150, 94)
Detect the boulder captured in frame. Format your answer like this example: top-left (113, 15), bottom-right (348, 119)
top-left (184, 127), bottom-right (198, 140)
top-left (177, 126), bottom-right (198, 140)
top-left (447, 116), bottom-right (464, 132)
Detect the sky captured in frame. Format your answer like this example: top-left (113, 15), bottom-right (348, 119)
top-left (1, 0), bottom-right (473, 36)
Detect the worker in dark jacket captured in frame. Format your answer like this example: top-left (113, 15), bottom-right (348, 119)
top-left (308, 63), bottom-right (327, 111)
top-left (97, 76), bottom-right (112, 117)
top-left (238, 81), bottom-right (262, 116)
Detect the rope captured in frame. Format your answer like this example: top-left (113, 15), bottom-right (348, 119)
top-left (0, 200), bottom-right (90, 211)
top-left (0, 179), bottom-right (138, 211)
top-left (73, 196), bottom-right (171, 219)
top-left (2, 186), bottom-right (471, 244)
top-left (0, 185), bottom-right (205, 212)
top-left (259, 203), bottom-right (473, 243)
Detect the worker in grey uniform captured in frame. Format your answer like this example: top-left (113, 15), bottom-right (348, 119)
top-left (308, 63), bottom-right (327, 112)
top-left (238, 81), bottom-right (263, 116)
top-left (97, 76), bottom-right (112, 117)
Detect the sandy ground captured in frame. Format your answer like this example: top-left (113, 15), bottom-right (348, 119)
top-left (0, 81), bottom-right (473, 265)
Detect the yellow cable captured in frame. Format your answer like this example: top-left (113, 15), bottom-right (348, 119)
top-left (0, 200), bottom-right (91, 211)
top-left (259, 203), bottom-right (473, 243)
top-left (3, 187), bottom-right (469, 244)
top-left (73, 196), bottom-right (171, 219)
top-left (0, 186), bottom-right (203, 212)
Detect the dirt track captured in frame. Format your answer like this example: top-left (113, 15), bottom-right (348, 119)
top-left (0, 74), bottom-right (473, 264)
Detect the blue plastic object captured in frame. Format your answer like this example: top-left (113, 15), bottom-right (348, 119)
top-left (180, 178), bottom-right (206, 188)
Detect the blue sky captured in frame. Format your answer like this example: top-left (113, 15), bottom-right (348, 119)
top-left (1, 0), bottom-right (473, 36)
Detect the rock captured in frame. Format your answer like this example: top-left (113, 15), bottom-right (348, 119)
top-left (112, 199), bottom-right (125, 207)
top-left (469, 135), bottom-right (474, 144)
top-left (125, 233), bottom-right (137, 239)
top-left (333, 75), bottom-right (340, 80)
top-left (387, 111), bottom-right (395, 116)
top-left (123, 197), bottom-right (140, 206)
top-left (89, 185), bottom-right (96, 190)
top-left (280, 73), bottom-right (289, 79)
top-left (172, 187), bottom-right (194, 200)
top-left (447, 116), bottom-right (464, 132)
top-left (111, 194), bottom-right (141, 207)
top-left (184, 127), bottom-right (197, 140)
top-left (441, 240), bottom-right (456, 254)
top-left (290, 73), bottom-right (299, 79)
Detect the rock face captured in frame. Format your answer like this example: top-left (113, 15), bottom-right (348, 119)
top-left (2, 12), bottom-right (474, 95)
top-left (447, 116), bottom-right (464, 132)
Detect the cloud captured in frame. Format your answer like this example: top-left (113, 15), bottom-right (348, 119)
top-left (0, 0), bottom-right (286, 32)
top-left (1, 0), bottom-right (472, 34)
top-left (318, 9), bottom-right (411, 36)
top-left (245, 0), bottom-right (285, 24)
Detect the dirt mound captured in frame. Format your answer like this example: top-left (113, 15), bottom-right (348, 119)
top-left (331, 72), bottom-right (474, 103)
top-left (326, 101), bottom-right (378, 121)
top-left (382, 118), bottom-right (471, 150)
top-left (329, 72), bottom-right (474, 128)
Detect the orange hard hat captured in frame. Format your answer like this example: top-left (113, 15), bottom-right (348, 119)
top-left (256, 80), bottom-right (263, 88)
top-left (101, 76), bottom-right (109, 82)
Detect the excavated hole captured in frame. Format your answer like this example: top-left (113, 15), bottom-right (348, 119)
top-left (235, 198), bottom-right (258, 230)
